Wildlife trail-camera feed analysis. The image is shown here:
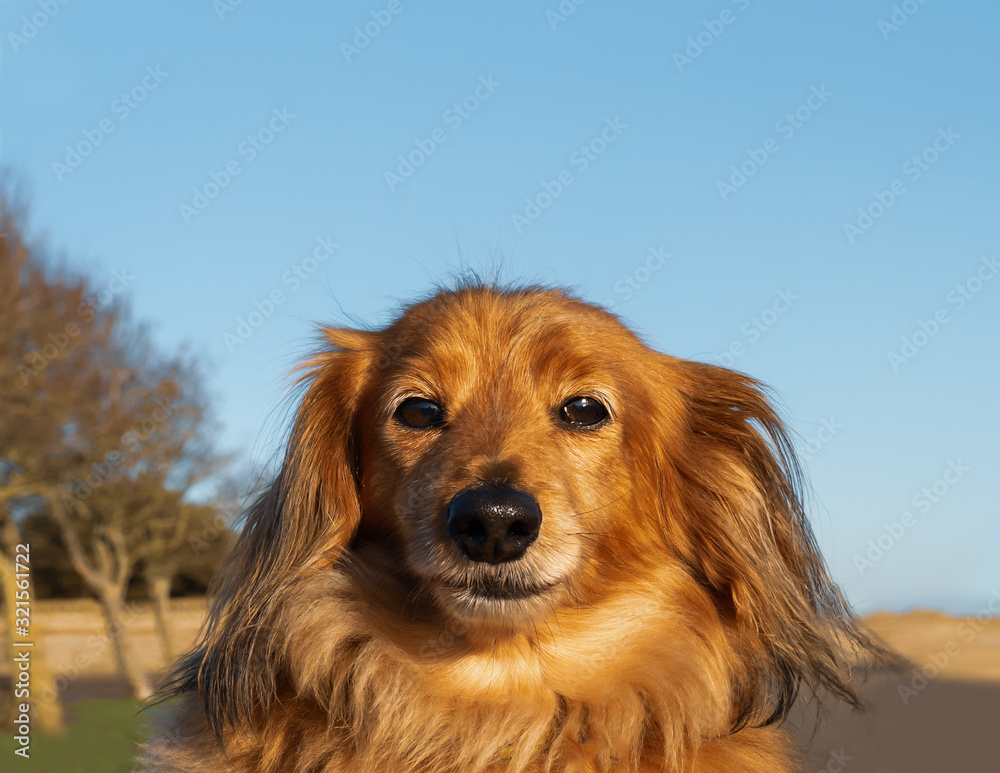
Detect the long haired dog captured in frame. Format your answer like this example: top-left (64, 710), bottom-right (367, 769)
top-left (145, 285), bottom-right (877, 772)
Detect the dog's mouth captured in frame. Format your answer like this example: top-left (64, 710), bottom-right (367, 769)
top-left (428, 569), bottom-right (569, 627)
top-left (467, 578), bottom-right (553, 600)
top-left (443, 576), bottom-right (557, 602)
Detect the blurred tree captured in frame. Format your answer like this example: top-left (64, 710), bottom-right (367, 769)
top-left (42, 306), bottom-right (224, 700)
top-left (18, 512), bottom-right (89, 598)
top-left (0, 186), bottom-right (229, 701)
top-left (141, 499), bottom-right (235, 663)
top-left (21, 504), bottom-right (234, 602)
top-left (0, 192), bottom-right (66, 732)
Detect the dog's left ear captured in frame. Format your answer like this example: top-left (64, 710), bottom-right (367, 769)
top-left (646, 358), bottom-right (879, 729)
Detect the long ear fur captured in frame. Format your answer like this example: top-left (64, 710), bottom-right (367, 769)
top-left (166, 328), bottom-right (376, 741)
top-left (653, 359), bottom-right (882, 730)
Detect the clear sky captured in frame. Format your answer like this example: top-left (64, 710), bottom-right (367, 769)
top-left (2, 1), bottom-right (998, 615)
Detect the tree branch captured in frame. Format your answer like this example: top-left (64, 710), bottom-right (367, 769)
top-left (49, 496), bottom-right (101, 591)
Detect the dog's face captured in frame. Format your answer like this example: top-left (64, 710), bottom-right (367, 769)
top-left (354, 289), bottom-right (658, 631)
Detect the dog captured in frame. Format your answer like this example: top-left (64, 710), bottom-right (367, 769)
top-left (143, 283), bottom-right (878, 772)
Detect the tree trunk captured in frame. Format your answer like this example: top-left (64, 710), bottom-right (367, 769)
top-left (97, 586), bottom-right (153, 701)
top-left (149, 574), bottom-right (175, 666)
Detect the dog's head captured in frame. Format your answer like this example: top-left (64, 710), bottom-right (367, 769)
top-left (354, 286), bottom-right (661, 632)
top-left (176, 284), bottom-right (874, 743)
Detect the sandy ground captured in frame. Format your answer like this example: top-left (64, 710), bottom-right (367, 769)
top-left (792, 609), bottom-right (1000, 772)
top-left (0, 597), bottom-right (207, 700)
top-left (4, 600), bottom-right (996, 687)
top-left (2, 600), bottom-right (998, 770)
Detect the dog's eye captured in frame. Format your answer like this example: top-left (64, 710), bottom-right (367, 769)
top-left (559, 396), bottom-right (608, 427)
top-left (394, 397), bottom-right (445, 429)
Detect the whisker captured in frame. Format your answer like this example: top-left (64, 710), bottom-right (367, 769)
top-left (569, 487), bottom-right (634, 518)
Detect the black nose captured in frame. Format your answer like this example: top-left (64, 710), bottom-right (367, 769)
top-left (446, 485), bottom-right (542, 564)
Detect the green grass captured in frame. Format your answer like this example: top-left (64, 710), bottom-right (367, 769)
top-left (0, 698), bottom-right (159, 772)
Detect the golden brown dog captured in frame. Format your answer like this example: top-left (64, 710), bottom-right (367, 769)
top-left (143, 284), bottom-right (876, 772)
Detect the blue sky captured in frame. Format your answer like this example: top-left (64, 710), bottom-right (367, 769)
top-left (2, 1), bottom-right (998, 614)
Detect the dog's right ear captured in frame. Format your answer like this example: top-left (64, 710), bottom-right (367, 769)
top-left (167, 327), bottom-right (379, 742)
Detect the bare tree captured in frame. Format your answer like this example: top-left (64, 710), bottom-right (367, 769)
top-left (141, 499), bottom-right (234, 664)
top-left (47, 336), bottom-right (222, 700)
top-left (0, 186), bottom-right (227, 702)
top-left (50, 492), bottom-right (157, 699)
top-left (0, 191), bottom-right (67, 729)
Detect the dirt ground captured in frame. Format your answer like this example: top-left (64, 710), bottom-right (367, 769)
top-left (2, 600), bottom-right (998, 770)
